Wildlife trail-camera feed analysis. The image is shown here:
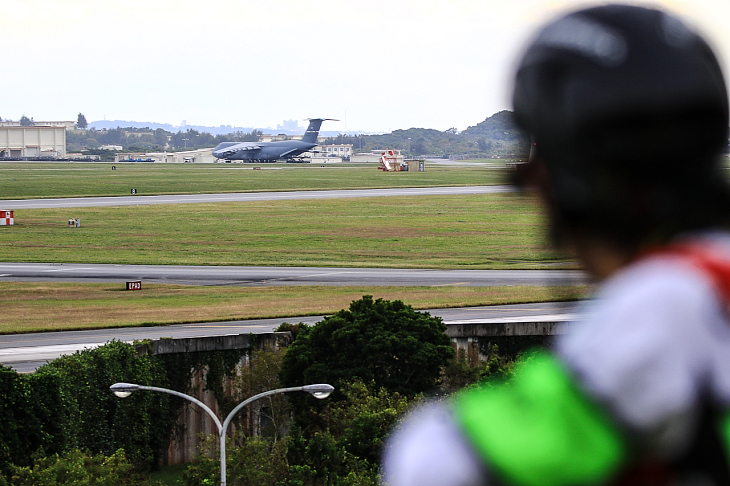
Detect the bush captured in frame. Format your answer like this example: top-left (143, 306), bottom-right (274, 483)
top-left (280, 295), bottom-right (455, 398)
top-left (0, 366), bottom-right (40, 475)
top-left (10, 449), bottom-right (154, 486)
top-left (183, 436), bottom-right (289, 486)
top-left (38, 341), bottom-right (176, 468)
top-left (0, 341), bottom-right (246, 481)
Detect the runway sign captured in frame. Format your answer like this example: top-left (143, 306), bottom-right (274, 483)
top-left (126, 281), bottom-right (142, 291)
top-left (0, 210), bottom-right (13, 226)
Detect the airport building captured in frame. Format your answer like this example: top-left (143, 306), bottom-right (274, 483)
top-left (0, 120), bottom-right (75, 130)
top-left (115, 148), bottom-right (216, 164)
top-left (0, 126), bottom-right (67, 158)
top-left (319, 144), bottom-right (352, 158)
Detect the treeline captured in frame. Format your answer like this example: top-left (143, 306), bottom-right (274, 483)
top-left (0, 296), bottom-right (538, 485)
top-left (67, 111), bottom-right (530, 159)
top-left (67, 127), bottom-right (263, 153)
top-left (321, 110), bottom-right (530, 158)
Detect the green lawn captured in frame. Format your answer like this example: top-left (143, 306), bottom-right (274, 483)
top-left (0, 193), bottom-right (563, 269)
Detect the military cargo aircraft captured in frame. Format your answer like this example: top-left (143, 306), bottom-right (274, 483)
top-left (212, 118), bottom-right (337, 162)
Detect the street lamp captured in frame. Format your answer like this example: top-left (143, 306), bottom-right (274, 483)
top-left (111, 382), bottom-right (334, 486)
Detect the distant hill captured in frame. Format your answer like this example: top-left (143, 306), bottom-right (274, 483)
top-left (462, 110), bottom-right (527, 142)
top-left (80, 111), bottom-right (529, 158)
top-left (321, 111), bottom-right (529, 158)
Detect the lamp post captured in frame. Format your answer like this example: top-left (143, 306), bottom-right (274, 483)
top-left (111, 382), bottom-right (334, 486)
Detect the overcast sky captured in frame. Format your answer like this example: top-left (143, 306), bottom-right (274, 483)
top-left (4, 0), bottom-right (730, 133)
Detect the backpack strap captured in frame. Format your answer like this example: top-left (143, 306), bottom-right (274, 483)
top-left (644, 243), bottom-right (730, 309)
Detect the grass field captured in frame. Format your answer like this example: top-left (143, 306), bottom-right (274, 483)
top-left (0, 161), bottom-right (509, 199)
top-left (0, 193), bottom-right (563, 269)
top-left (0, 162), bottom-right (574, 332)
top-left (0, 281), bottom-right (588, 333)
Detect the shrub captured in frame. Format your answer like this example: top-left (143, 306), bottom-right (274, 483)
top-left (280, 295), bottom-right (455, 398)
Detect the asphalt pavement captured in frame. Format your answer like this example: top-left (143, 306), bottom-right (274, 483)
top-left (0, 263), bottom-right (586, 287)
top-left (0, 302), bottom-right (577, 373)
top-left (0, 185), bottom-right (512, 209)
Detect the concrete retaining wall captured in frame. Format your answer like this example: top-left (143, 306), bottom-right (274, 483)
top-left (135, 332), bottom-right (291, 465)
top-left (144, 319), bottom-right (569, 464)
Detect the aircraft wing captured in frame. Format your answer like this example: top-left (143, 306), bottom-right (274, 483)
top-left (218, 143), bottom-right (260, 156)
top-left (234, 143), bottom-right (261, 151)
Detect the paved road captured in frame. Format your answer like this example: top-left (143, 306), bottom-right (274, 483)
top-left (0, 263), bottom-right (586, 287)
top-left (0, 185), bottom-right (512, 209)
top-left (0, 302), bottom-right (577, 373)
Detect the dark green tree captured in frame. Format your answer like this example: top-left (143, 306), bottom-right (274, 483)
top-left (280, 295), bottom-right (454, 397)
top-left (76, 113), bottom-right (88, 130)
top-left (19, 116), bottom-right (32, 126)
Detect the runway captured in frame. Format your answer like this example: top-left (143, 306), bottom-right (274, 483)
top-left (0, 302), bottom-right (577, 373)
top-left (0, 262), bottom-right (586, 287)
top-left (0, 185), bottom-right (512, 209)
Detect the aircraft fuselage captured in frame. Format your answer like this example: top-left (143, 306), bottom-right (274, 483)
top-left (212, 141), bottom-right (316, 161)
top-left (212, 118), bottom-right (336, 162)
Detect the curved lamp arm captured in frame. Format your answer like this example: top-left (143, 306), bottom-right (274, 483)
top-left (110, 382), bottom-right (223, 433)
top-left (220, 384), bottom-right (333, 433)
top-left (111, 382), bottom-right (333, 486)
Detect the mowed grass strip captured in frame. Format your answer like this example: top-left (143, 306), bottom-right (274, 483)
top-left (0, 282), bottom-right (589, 333)
top-left (0, 162), bottom-right (509, 199)
top-left (0, 193), bottom-right (565, 269)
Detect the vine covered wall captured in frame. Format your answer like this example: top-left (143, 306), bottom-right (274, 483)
top-left (0, 340), bottom-right (248, 479)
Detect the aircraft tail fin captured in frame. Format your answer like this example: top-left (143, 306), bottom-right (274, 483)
top-left (302, 118), bottom-right (338, 144)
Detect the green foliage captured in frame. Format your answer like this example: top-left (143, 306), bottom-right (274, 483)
top-left (235, 348), bottom-right (289, 441)
top-left (320, 111), bottom-right (529, 158)
top-left (280, 295), bottom-right (455, 398)
top-left (274, 322), bottom-right (308, 341)
top-left (0, 341), bottom-right (245, 483)
top-left (68, 109), bottom-right (528, 156)
top-left (76, 113), bottom-right (88, 130)
top-left (66, 125), bottom-right (263, 152)
top-left (181, 346), bottom-right (412, 486)
top-left (39, 341), bottom-right (176, 468)
top-left (183, 436), bottom-right (289, 486)
top-left (156, 349), bottom-right (244, 418)
top-left (9, 449), bottom-right (153, 486)
top-left (462, 110), bottom-right (527, 142)
top-left (19, 115), bottom-right (32, 127)
top-left (279, 381), bottom-right (411, 484)
top-left (440, 338), bottom-right (549, 393)
top-left (0, 366), bottom-right (40, 475)
top-left (321, 381), bottom-right (413, 466)
top-left (440, 344), bottom-right (516, 394)
top-left (25, 369), bottom-right (75, 456)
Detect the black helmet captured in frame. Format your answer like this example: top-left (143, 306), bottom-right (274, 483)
top-left (513, 4), bottom-right (730, 244)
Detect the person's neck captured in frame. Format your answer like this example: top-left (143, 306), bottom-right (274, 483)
top-left (568, 234), bottom-right (635, 282)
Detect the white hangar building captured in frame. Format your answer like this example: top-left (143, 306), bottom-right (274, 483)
top-left (0, 126), bottom-right (66, 158)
